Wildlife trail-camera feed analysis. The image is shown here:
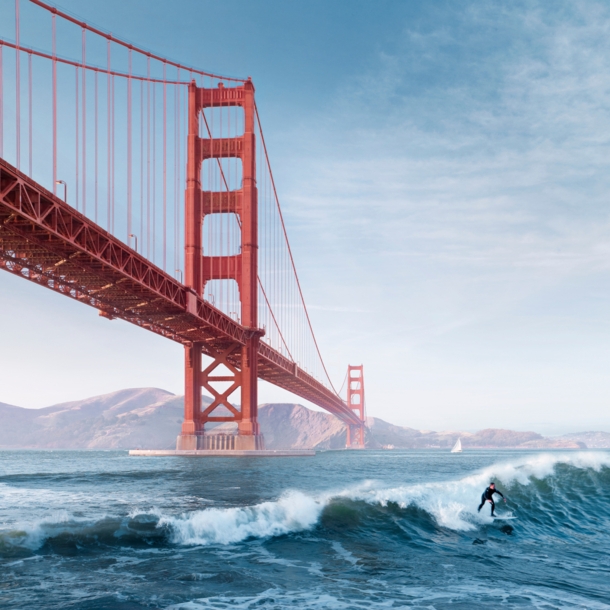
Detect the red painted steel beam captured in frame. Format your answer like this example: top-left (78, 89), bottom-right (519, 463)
top-left (0, 157), bottom-right (251, 352)
top-left (199, 137), bottom-right (244, 160)
top-left (0, 157), bottom-right (360, 426)
top-left (202, 191), bottom-right (242, 216)
top-left (198, 85), bottom-right (246, 107)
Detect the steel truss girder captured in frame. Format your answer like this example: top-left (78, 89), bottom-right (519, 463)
top-left (0, 157), bottom-right (360, 426)
top-left (0, 158), bottom-right (250, 354)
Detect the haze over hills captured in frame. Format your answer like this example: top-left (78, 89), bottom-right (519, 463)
top-left (0, 388), bottom-right (607, 450)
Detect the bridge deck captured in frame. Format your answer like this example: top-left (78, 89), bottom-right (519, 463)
top-left (0, 157), bottom-right (359, 426)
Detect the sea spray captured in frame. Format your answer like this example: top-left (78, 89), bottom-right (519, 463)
top-left (158, 491), bottom-right (323, 545)
top-left (157, 451), bottom-right (610, 543)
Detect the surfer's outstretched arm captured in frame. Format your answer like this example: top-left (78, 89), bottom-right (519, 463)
top-left (494, 490), bottom-right (507, 503)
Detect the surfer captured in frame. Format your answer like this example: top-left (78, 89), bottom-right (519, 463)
top-left (477, 482), bottom-right (506, 517)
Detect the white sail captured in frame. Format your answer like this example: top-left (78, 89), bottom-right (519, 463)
top-left (451, 438), bottom-right (462, 453)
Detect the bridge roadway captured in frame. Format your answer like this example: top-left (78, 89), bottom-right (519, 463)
top-left (0, 157), bottom-right (359, 426)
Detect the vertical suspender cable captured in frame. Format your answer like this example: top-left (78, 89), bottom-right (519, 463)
top-left (28, 52), bottom-right (32, 176)
top-left (209, 91), bottom-right (213, 303)
top-left (178, 81), bottom-right (182, 278)
top-left (280, 212), bottom-right (283, 352)
top-left (163, 62), bottom-right (167, 271)
top-left (260, 135), bottom-right (263, 333)
top-left (174, 73), bottom-right (179, 274)
top-left (106, 38), bottom-right (111, 229)
top-left (163, 61), bottom-right (167, 270)
top-left (127, 47), bottom-right (132, 240)
top-left (75, 67), bottom-right (79, 209)
top-left (152, 82), bottom-right (156, 264)
top-left (216, 101), bottom-right (221, 311)
top-left (256, 138), bottom-right (270, 332)
top-left (179, 80), bottom-right (184, 275)
top-left (272, 169), bottom-right (275, 345)
top-left (286, 238), bottom-right (289, 355)
top-left (0, 43), bottom-right (3, 158)
top-left (140, 78), bottom-right (144, 252)
top-left (190, 69), bottom-right (194, 281)
top-left (176, 71), bottom-right (181, 276)
top-left (172, 75), bottom-right (176, 275)
top-left (15, 0), bottom-right (20, 170)
top-left (94, 70), bottom-right (98, 222)
top-left (111, 73), bottom-right (115, 232)
top-left (82, 28), bottom-right (86, 214)
top-left (282, 228), bottom-right (285, 351)
top-left (276, 183), bottom-right (279, 352)
top-left (52, 13), bottom-right (57, 194)
top-left (146, 56), bottom-right (151, 259)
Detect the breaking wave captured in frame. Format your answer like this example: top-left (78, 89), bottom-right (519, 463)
top-left (159, 491), bottom-right (322, 545)
top-left (2, 452), bottom-right (609, 552)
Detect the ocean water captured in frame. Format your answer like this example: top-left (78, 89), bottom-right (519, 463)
top-left (0, 450), bottom-right (609, 609)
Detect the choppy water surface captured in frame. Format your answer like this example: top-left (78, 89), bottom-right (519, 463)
top-left (1, 449), bottom-right (609, 609)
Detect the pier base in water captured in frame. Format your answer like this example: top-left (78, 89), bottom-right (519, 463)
top-left (176, 433), bottom-right (265, 451)
top-left (129, 449), bottom-right (315, 457)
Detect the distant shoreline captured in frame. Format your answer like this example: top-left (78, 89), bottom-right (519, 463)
top-left (1, 388), bottom-right (608, 450)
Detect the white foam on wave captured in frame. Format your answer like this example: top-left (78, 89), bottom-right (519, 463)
top-left (337, 478), bottom-right (483, 531)
top-left (2, 451), bottom-right (608, 549)
top-left (467, 450), bottom-right (610, 487)
top-left (158, 490), bottom-right (323, 546)
top-left (159, 451), bottom-right (610, 543)
top-left (341, 451), bottom-right (610, 531)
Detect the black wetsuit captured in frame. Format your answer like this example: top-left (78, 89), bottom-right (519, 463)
top-left (477, 486), bottom-right (504, 516)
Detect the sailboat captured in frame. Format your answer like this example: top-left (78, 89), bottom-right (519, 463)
top-left (451, 438), bottom-right (462, 453)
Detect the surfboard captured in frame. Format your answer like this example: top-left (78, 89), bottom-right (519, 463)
top-left (492, 515), bottom-right (517, 520)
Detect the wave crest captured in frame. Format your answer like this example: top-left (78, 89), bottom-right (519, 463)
top-left (1, 452), bottom-right (608, 550)
top-left (159, 491), bottom-right (323, 545)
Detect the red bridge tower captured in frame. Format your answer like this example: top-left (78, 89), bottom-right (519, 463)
top-left (345, 365), bottom-right (366, 448)
top-left (177, 79), bottom-right (264, 451)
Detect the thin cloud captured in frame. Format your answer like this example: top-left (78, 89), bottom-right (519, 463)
top-left (270, 0), bottom-right (610, 430)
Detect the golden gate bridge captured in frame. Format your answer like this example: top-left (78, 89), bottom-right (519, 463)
top-left (0, 0), bottom-right (366, 451)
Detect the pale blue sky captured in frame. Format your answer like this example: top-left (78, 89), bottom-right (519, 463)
top-left (1, 0), bottom-right (610, 434)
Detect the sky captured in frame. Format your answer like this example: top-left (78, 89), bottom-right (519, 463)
top-left (1, 0), bottom-right (609, 435)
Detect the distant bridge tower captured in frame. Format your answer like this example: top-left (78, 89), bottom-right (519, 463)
top-left (177, 78), bottom-right (264, 451)
top-left (345, 365), bottom-right (366, 448)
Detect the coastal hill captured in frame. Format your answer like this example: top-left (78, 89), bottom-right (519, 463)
top-left (0, 388), bottom-right (605, 450)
